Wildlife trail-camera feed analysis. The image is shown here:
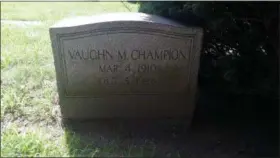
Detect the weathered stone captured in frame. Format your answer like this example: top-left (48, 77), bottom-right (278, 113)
top-left (49, 12), bottom-right (203, 123)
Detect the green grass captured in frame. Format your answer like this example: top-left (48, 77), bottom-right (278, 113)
top-left (1, 124), bottom-right (68, 157)
top-left (1, 24), bottom-right (56, 123)
top-left (1, 2), bottom-right (139, 23)
top-left (0, 2), bottom-right (162, 157)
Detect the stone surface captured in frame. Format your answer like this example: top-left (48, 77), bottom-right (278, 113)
top-left (49, 12), bottom-right (203, 121)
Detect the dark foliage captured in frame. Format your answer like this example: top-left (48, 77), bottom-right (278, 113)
top-left (138, 2), bottom-right (279, 123)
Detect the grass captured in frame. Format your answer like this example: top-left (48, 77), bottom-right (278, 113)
top-left (0, 2), bottom-right (163, 157)
top-left (1, 2), bottom-right (139, 23)
top-left (1, 124), bottom-right (68, 157)
top-left (1, 24), bottom-right (56, 123)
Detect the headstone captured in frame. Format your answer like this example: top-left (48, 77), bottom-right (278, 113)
top-left (49, 12), bottom-right (203, 123)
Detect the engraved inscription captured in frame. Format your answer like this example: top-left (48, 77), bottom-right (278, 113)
top-left (62, 32), bottom-right (194, 95)
top-left (67, 48), bottom-right (187, 61)
top-left (68, 49), bottom-right (113, 60)
top-left (66, 49), bottom-right (189, 87)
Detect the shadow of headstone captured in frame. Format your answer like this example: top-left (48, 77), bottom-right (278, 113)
top-left (62, 117), bottom-right (279, 158)
top-left (63, 118), bottom-right (193, 157)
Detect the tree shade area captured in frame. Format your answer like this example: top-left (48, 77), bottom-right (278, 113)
top-left (138, 2), bottom-right (279, 124)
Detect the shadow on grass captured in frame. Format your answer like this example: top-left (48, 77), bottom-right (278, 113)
top-left (63, 119), bottom-right (190, 157)
top-left (61, 91), bottom-right (279, 157)
top-left (62, 83), bottom-right (279, 157)
top-left (62, 116), bottom-right (279, 158)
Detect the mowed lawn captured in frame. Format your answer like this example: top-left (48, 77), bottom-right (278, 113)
top-left (1, 2), bottom-right (148, 157)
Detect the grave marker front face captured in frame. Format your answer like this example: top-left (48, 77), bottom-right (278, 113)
top-left (49, 12), bottom-right (203, 123)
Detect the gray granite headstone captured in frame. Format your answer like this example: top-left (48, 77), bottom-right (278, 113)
top-left (49, 12), bottom-right (203, 123)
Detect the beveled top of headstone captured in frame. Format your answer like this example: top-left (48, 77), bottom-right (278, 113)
top-left (51, 12), bottom-right (185, 28)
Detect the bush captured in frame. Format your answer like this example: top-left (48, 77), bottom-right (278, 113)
top-left (139, 2), bottom-right (278, 97)
top-left (139, 2), bottom-right (279, 121)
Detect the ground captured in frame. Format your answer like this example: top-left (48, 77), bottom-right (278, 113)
top-left (1, 2), bottom-right (278, 158)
